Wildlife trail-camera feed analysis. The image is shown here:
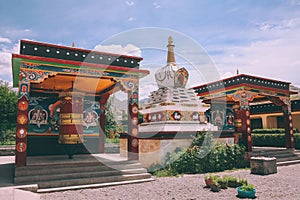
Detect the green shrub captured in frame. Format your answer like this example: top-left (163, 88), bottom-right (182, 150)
top-left (162, 132), bottom-right (249, 175)
top-left (153, 168), bottom-right (178, 177)
top-left (252, 128), bottom-right (299, 134)
top-left (252, 133), bottom-right (300, 149)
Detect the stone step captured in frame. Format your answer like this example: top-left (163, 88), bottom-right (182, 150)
top-left (15, 168), bottom-right (147, 184)
top-left (37, 173), bottom-right (152, 189)
top-left (15, 162), bottom-right (143, 177)
top-left (276, 156), bottom-right (300, 162)
top-left (37, 178), bottom-right (154, 193)
top-left (277, 159), bottom-right (300, 166)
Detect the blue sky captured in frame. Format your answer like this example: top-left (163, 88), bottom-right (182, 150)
top-left (1, 0), bottom-right (300, 96)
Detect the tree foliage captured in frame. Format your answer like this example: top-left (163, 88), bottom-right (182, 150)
top-left (104, 97), bottom-right (118, 138)
top-left (0, 80), bottom-right (18, 144)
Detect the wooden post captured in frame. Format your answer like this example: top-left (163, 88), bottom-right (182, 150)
top-left (240, 108), bottom-right (252, 152)
top-left (283, 104), bottom-right (295, 149)
top-left (15, 82), bottom-right (30, 167)
top-left (127, 90), bottom-right (139, 160)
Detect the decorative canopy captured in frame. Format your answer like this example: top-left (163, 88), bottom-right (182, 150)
top-left (193, 73), bottom-right (297, 105)
top-left (12, 40), bottom-right (149, 95)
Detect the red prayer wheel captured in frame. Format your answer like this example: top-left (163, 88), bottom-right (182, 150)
top-left (58, 93), bottom-right (84, 145)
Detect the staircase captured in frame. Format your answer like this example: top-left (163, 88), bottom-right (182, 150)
top-left (251, 147), bottom-right (300, 166)
top-left (14, 154), bottom-right (153, 192)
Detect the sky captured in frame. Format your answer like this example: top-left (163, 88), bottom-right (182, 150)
top-left (0, 0), bottom-right (300, 99)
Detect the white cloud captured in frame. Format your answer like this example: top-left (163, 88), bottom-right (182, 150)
top-left (209, 28), bottom-right (300, 86)
top-left (128, 17), bottom-right (136, 21)
top-left (139, 82), bottom-right (158, 100)
top-left (0, 43), bottom-right (20, 83)
top-left (125, 1), bottom-right (135, 6)
top-left (256, 18), bottom-right (300, 31)
top-left (0, 36), bottom-right (11, 43)
top-left (94, 44), bottom-right (142, 57)
top-left (153, 2), bottom-right (161, 8)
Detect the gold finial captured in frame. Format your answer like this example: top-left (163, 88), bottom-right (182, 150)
top-left (167, 36), bottom-right (176, 64)
top-left (168, 36), bottom-right (173, 45)
top-left (72, 42), bottom-right (75, 47)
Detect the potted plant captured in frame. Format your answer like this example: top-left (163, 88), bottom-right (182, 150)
top-left (238, 178), bottom-right (248, 187)
top-left (204, 174), bottom-right (217, 188)
top-left (237, 184), bottom-right (256, 198)
top-left (210, 180), bottom-right (221, 192)
top-left (218, 177), bottom-right (228, 189)
top-left (227, 176), bottom-right (238, 188)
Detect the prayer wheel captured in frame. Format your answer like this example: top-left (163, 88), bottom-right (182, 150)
top-left (58, 92), bottom-right (84, 158)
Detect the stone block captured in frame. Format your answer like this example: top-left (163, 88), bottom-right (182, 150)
top-left (250, 156), bottom-right (277, 175)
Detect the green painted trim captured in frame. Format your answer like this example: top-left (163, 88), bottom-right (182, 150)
top-left (12, 58), bottom-right (21, 87)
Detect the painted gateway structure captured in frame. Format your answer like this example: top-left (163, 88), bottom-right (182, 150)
top-left (12, 40), bottom-right (149, 166)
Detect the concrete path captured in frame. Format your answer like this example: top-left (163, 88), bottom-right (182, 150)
top-left (0, 156), bottom-right (40, 200)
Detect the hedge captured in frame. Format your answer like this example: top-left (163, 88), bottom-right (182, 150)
top-left (252, 128), bottom-right (299, 134)
top-left (252, 133), bottom-right (300, 149)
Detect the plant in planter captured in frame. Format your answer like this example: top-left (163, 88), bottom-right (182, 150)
top-left (217, 177), bottom-right (228, 189)
top-left (237, 184), bottom-right (256, 198)
top-left (204, 174), bottom-right (218, 188)
top-left (227, 176), bottom-right (238, 188)
top-left (238, 178), bottom-right (248, 187)
top-left (210, 180), bottom-right (221, 192)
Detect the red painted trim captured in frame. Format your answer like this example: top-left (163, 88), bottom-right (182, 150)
top-left (193, 73), bottom-right (291, 89)
top-left (20, 40), bottom-right (143, 60)
top-left (12, 54), bottom-right (150, 75)
top-left (197, 83), bottom-right (293, 97)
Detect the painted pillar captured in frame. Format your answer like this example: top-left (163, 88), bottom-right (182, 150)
top-left (127, 90), bottom-right (139, 160)
top-left (232, 90), bottom-right (254, 153)
top-left (282, 99), bottom-right (295, 149)
top-left (99, 93), bottom-right (110, 153)
top-left (233, 104), bottom-right (242, 144)
top-left (15, 82), bottom-right (30, 167)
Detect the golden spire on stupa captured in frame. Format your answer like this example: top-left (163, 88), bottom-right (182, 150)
top-left (167, 36), bottom-right (176, 65)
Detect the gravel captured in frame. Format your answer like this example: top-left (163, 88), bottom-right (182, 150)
top-left (41, 164), bottom-right (300, 200)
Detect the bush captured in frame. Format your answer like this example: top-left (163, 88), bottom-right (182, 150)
top-left (252, 133), bottom-right (300, 149)
top-left (162, 132), bottom-right (249, 175)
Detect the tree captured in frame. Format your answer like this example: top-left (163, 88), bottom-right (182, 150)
top-left (104, 97), bottom-right (118, 139)
top-left (0, 80), bottom-right (18, 144)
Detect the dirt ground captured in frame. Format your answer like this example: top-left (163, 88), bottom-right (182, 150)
top-left (41, 163), bottom-right (300, 200)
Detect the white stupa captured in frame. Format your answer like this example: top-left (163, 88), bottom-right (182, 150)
top-left (139, 36), bottom-right (217, 134)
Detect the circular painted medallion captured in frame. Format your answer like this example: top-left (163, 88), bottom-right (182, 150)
top-left (132, 117), bottom-right (138, 125)
top-left (132, 128), bottom-right (138, 136)
top-left (17, 128), bottom-right (27, 138)
top-left (247, 135), bottom-right (252, 142)
top-left (246, 119), bottom-right (250, 125)
top-left (290, 129), bottom-right (293, 135)
top-left (131, 138), bottom-right (138, 147)
top-left (18, 101), bottom-right (28, 111)
top-left (17, 114), bottom-right (28, 125)
top-left (132, 106), bottom-right (138, 114)
top-left (245, 110), bottom-right (250, 117)
top-left (16, 142), bottom-right (27, 153)
top-left (247, 127), bottom-right (251, 133)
